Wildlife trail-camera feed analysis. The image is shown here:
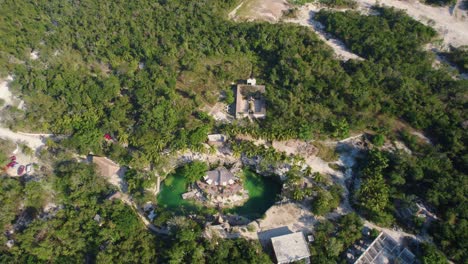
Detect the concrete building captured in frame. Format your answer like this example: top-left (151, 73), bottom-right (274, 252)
top-left (235, 79), bottom-right (266, 119)
top-left (271, 232), bottom-right (311, 264)
top-left (207, 134), bottom-right (227, 146)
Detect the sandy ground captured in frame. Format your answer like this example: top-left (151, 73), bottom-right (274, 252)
top-left (241, 203), bottom-right (317, 239)
top-left (229, 0), bottom-right (468, 61)
top-left (0, 128), bottom-right (48, 151)
top-left (364, 221), bottom-right (419, 243)
top-left (291, 0), bottom-right (468, 48)
top-left (107, 167), bottom-right (128, 193)
top-left (355, 0), bottom-right (468, 48)
top-left (0, 76), bottom-right (50, 151)
top-left (430, 47), bottom-right (468, 79)
top-left (272, 139), bottom-right (334, 174)
top-left (285, 4), bottom-right (364, 61)
top-left (230, 0), bottom-right (290, 22)
top-left (30, 51), bottom-right (39, 60)
top-left (411, 131), bottom-right (433, 145)
top-left (203, 102), bottom-right (233, 122)
top-left (0, 76), bottom-right (15, 107)
top-left (179, 147), bottom-right (239, 165)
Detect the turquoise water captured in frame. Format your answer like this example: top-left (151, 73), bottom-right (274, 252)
top-left (226, 170), bottom-right (282, 219)
top-left (157, 173), bottom-right (198, 213)
top-left (157, 170), bottom-right (282, 219)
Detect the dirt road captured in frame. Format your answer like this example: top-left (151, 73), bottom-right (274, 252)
top-left (355, 0), bottom-right (468, 47)
top-left (285, 5), bottom-right (364, 61)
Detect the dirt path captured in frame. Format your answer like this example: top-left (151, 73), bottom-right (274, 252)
top-left (229, 1), bottom-right (245, 19)
top-left (0, 127), bottom-right (47, 150)
top-left (285, 4), bottom-right (364, 61)
top-left (0, 76), bottom-right (15, 107)
top-left (118, 192), bottom-right (170, 235)
top-left (355, 0), bottom-right (468, 47)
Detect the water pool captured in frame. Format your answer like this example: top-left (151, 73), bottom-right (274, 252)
top-left (157, 172), bottom-right (198, 213)
top-left (157, 169), bottom-right (282, 219)
top-left (226, 170), bottom-right (282, 219)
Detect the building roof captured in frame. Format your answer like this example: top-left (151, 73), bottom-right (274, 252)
top-left (207, 134), bottom-right (226, 143)
top-left (204, 167), bottom-right (236, 186)
top-left (235, 82), bottom-right (266, 119)
top-left (92, 156), bottom-right (121, 178)
top-left (271, 232), bottom-right (311, 264)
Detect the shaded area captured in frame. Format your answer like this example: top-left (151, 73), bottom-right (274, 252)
top-left (226, 170), bottom-right (282, 219)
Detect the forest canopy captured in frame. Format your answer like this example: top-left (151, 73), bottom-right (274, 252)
top-left (0, 0), bottom-right (466, 262)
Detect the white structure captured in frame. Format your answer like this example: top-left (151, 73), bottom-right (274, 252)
top-left (354, 232), bottom-right (415, 264)
top-left (271, 232), bottom-right (311, 264)
top-left (207, 134), bottom-right (227, 146)
top-left (247, 78), bottom-right (256, 86)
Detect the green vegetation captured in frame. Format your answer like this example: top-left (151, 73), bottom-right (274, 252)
top-left (355, 147), bottom-right (466, 261)
top-left (0, 178), bottom-right (22, 241)
top-left (311, 184), bottom-right (343, 215)
top-left (1, 157), bottom-right (272, 262)
top-left (355, 150), bottom-right (393, 225)
top-left (445, 45), bottom-right (468, 73)
top-left (179, 161), bottom-right (208, 183)
top-left (316, 8), bottom-right (437, 62)
top-left (316, 9), bottom-right (466, 261)
top-left (309, 213), bottom-right (363, 262)
top-left (165, 220), bottom-right (271, 263)
top-left (0, 139), bottom-right (15, 166)
top-left (1, 161), bottom-right (159, 262)
top-left (283, 166), bottom-right (314, 201)
top-left (371, 134), bottom-right (385, 147)
top-left (314, 141), bottom-right (339, 162)
top-left (319, 0), bottom-right (358, 8)
top-left (419, 243), bottom-right (449, 264)
top-left (421, 0), bottom-right (456, 6)
top-left (0, 0), bottom-right (466, 262)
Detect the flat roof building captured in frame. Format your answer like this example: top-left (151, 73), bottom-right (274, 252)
top-left (235, 79), bottom-right (266, 119)
top-left (207, 134), bottom-right (227, 146)
top-left (271, 232), bottom-right (311, 264)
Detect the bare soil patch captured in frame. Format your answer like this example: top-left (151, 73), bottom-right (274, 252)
top-left (231, 0), bottom-right (291, 22)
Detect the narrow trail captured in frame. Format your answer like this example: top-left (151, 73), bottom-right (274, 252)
top-left (354, 0), bottom-right (468, 47)
top-left (228, 1), bottom-right (244, 19)
top-left (118, 192), bottom-right (170, 235)
top-left (285, 4), bottom-right (364, 61)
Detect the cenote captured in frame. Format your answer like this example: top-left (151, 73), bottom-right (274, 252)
top-left (157, 169), bottom-right (282, 220)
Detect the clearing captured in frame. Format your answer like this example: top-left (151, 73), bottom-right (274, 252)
top-left (354, 0), bottom-right (468, 48)
top-left (229, 0), bottom-right (468, 61)
top-left (229, 0), bottom-right (290, 22)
